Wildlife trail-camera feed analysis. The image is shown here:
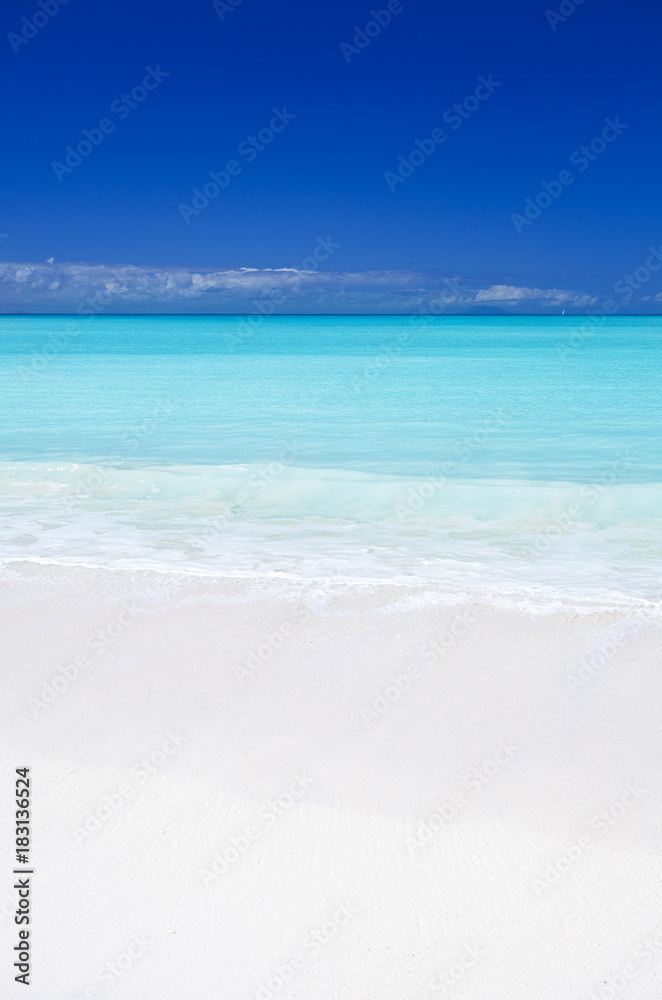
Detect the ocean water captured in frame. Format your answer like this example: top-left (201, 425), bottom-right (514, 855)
top-left (1, 314), bottom-right (661, 600)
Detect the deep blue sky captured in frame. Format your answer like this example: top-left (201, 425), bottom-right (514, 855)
top-left (1, 0), bottom-right (661, 309)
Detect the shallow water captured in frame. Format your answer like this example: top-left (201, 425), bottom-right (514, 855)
top-left (1, 315), bottom-right (661, 599)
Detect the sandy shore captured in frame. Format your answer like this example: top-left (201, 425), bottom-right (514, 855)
top-left (2, 562), bottom-right (661, 1000)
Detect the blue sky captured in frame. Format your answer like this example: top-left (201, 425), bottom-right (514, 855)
top-left (1, 0), bottom-right (661, 312)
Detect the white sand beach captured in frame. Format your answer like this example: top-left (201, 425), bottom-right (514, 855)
top-left (2, 562), bottom-right (661, 999)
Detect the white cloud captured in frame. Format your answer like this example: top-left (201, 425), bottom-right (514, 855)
top-left (474, 284), bottom-right (597, 307)
top-left (0, 260), bottom-right (601, 314)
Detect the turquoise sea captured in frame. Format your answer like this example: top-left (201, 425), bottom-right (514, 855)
top-left (1, 315), bottom-right (661, 600)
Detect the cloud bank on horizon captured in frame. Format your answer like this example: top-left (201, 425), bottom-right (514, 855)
top-left (0, 260), bottom-right (616, 315)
